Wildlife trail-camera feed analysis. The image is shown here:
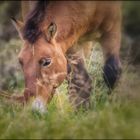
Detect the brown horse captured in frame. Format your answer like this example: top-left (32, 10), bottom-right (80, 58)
top-left (12, 1), bottom-right (122, 112)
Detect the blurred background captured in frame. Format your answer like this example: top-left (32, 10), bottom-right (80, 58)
top-left (0, 1), bottom-right (140, 94)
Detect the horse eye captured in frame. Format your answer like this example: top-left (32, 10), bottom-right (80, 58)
top-left (39, 58), bottom-right (51, 67)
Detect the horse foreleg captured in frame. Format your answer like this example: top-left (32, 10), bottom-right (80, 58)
top-left (67, 51), bottom-right (92, 109)
top-left (100, 22), bottom-right (122, 90)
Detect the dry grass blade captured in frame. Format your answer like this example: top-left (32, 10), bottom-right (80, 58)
top-left (0, 90), bottom-right (12, 99)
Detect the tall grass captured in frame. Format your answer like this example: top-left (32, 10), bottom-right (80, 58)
top-left (0, 40), bottom-right (140, 139)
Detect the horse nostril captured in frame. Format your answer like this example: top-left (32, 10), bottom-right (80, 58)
top-left (19, 59), bottom-right (23, 66)
top-left (24, 89), bottom-right (35, 102)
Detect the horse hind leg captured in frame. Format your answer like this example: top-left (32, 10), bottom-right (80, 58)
top-left (100, 21), bottom-right (122, 90)
top-left (67, 49), bottom-right (92, 110)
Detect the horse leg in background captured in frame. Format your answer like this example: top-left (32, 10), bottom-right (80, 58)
top-left (100, 21), bottom-right (122, 91)
top-left (66, 42), bottom-right (93, 109)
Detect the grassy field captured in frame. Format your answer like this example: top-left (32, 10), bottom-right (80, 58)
top-left (0, 42), bottom-right (140, 139)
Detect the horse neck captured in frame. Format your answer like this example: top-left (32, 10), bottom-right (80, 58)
top-left (45, 1), bottom-right (96, 53)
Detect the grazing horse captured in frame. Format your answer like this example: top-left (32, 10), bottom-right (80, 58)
top-left (12, 1), bottom-right (122, 112)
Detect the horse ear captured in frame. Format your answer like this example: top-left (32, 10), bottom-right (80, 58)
top-left (11, 17), bottom-right (24, 40)
top-left (46, 22), bottom-right (57, 42)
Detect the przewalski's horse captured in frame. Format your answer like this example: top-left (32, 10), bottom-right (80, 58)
top-left (12, 1), bottom-right (122, 112)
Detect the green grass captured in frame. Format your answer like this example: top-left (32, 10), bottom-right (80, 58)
top-left (0, 43), bottom-right (140, 139)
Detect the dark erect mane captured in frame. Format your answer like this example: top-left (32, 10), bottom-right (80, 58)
top-left (23, 0), bottom-right (50, 44)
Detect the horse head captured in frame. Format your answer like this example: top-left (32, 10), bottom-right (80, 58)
top-left (12, 18), bottom-right (67, 113)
